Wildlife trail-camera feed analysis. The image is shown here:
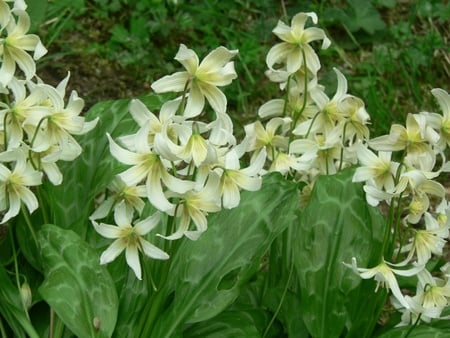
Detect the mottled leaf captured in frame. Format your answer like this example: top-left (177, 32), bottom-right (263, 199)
top-left (183, 310), bottom-right (268, 338)
top-left (377, 324), bottom-right (450, 338)
top-left (38, 224), bottom-right (118, 338)
top-left (149, 173), bottom-right (300, 338)
top-left (294, 168), bottom-right (385, 338)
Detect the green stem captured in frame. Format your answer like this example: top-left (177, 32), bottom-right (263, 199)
top-left (21, 205), bottom-right (39, 250)
top-left (289, 50), bottom-right (309, 144)
top-left (338, 121), bottom-right (349, 171)
top-left (405, 313), bottom-right (422, 338)
top-left (9, 229), bottom-right (30, 321)
top-left (36, 186), bottom-right (49, 225)
top-left (262, 260), bottom-right (294, 338)
top-left (138, 214), bottom-right (178, 337)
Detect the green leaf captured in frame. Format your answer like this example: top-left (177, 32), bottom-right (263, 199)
top-left (377, 324), bottom-right (450, 338)
top-left (149, 173), bottom-right (300, 338)
top-left (294, 168), bottom-right (385, 338)
top-left (183, 310), bottom-right (268, 338)
top-left (38, 224), bottom-right (118, 338)
top-left (344, 0), bottom-right (386, 34)
top-left (0, 265), bottom-right (39, 338)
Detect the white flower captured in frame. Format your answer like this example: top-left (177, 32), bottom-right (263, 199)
top-left (266, 12), bottom-right (330, 74)
top-left (352, 144), bottom-right (398, 191)
top-left (160, 173), bottom-right (221, 241)
top-left (0, 149), bottom-right (42, 223)
top-left (216, 147), bottom-right (265, 209)
top-left (91, 201), bottom-right (169, 280)
top-left (90, 176), bottom-right (147, 221)
top-left (107, 131), bottom-right (194, 212)
top-left (0, 10), bottom-right (47, 84)
top-left (423, 88), bottom-right (450, 150)
top-left (402, 212), bottom-right (449, 264)
top-left (151, 44), bottom-right (238, 117)
top-left (346, 257), bottom-right (424, 309)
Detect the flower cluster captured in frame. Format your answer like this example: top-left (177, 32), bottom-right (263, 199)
top-left (91, 44), bottom-right (264, 279)
top-left (242, 11), bottom-right (450, 326)
top-left (0, 0), bottom-right (97, 223)
top-left (350, 88), bottom-right (450, 325)
top-left (243, 12), bottom-right (370, 203)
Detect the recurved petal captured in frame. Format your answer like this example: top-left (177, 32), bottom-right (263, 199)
top-left (129, 99), bottom-right (153, 127)
top-left (2, 193), bottom-right (20, 223)
top-left (141, 240), bottom-right (170, 260)
top-left (134, 212), bottom-right (161, 235)
top-left (107, 133), bottom-right (142, 165)
top-left (286, 47), bottom-right (302, 73)
top-left (151, 71), bottom-right (190, 93)
top-left (0, 51), bottom-right (16, 85)
top-left (10, 47), bottom-right (35, 80)
top-left (199, 46), bottom-right (238, 72)
top-left (174, 44), bottom-right (199, 75)
top-left (431, 88), bottom-right (450, 118)
top-left (91, 220), bottom-right (120, 239)
top-left (303, 27), bottom-right (330, 48)
top-left (100, 239), bottom-right (125, 264)
top-left (184, 83), bottom-right (205, 117)
top-left (266, 42), bottom-right (292, 69)
top-left (201, 83), bottom-right (227, 114)
top-left (113, 201), bottom-right (133, 227)
top-left (125, 245), bottom-right (142, 280)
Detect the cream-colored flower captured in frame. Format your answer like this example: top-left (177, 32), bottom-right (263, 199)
top-left (90, 176), bottom-right (147, 221)
top-left (151, 44), bottom-right (238, 117)
top-left (266, 12), bottom-right (330, 75)
top-left (0, 78), bottom-right (49, 149)
top-left (402, 212), bottom-right (449, 264)
top-left (346, 257), bottom-right (424, 309)
top-left (0, 149), bottom-right (42, 223)
top-left (160, 173), bottom-right (221, 241)
top-left (0, 10), bottom-right (47, 84)
top-left (91, 201), bottom-right (169, 280)
top-left (217, 147), bottom-right (265, 209)
top-left (352, 144), bottom-right (398, 191)
top-left (24, 77), bottom-right (98, 159)
top-left (290, 126), bottom-right (342, 175)
top-left (107, 131), bottom-right (194, 212)
top-left (369, 114), bottom-right (439, 159)
top-left (423, 88), bottom-right (450, 150)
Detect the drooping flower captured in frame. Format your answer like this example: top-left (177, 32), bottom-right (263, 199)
top-left (352, 144), bottom-right (398, 192)
top-left (91, 201), bottom-right (169, 280)
top-left (266, 12), bottom-right (330, 75)
top-left (151, 44), bottom-right (238, 117)
top-left (90, 176), bottom-right (147, 221)
top-left (0, 149), bottom-right (42, 223)
top-left (0, 10), bottom-right (47, 85)
top-left (346, 257), bottom-right (424, 309)
top-left (107, 130), bottom-right (194, 212)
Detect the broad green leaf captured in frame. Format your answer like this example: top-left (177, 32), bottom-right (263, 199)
top-left (183, 309), bottom-right (272, 338)
top-left (294, 168), bottom-right (385, 338)
top-left (0, 265), bottom-right (40, 338)
top-left (148, 173), bottom-right (300, 338)
top-left (345, 0), bottom-right (386, 34)
top-left (262, 287), bottom-right (309, 338)
top-left (45, 94), bottom-right (167, 237)
top-left (38, 224), bottom-right (118, 338)
top-left (377, 324), bottom-right (450, 338)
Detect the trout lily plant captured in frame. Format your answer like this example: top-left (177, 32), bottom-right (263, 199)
top-left (1, 1), bottom-right (450, 337)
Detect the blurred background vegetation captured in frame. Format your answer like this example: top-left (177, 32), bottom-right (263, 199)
top-left (29, 0), bottom-right (450, 137)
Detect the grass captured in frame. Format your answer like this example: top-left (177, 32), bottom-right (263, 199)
top-left (31, 0), bottom-right (450, 137)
